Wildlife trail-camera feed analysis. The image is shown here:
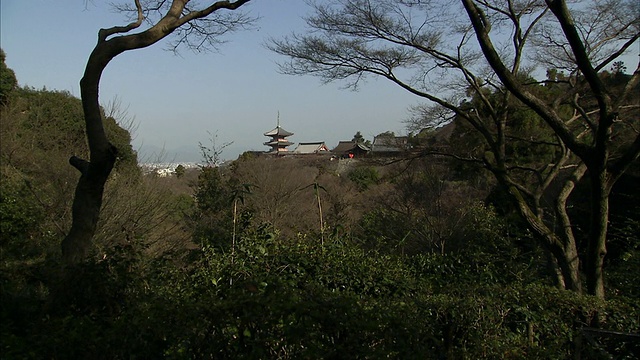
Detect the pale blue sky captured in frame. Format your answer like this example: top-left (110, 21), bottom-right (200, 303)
top-left (2, 1), bottom-right (637, 162)
top-left (1, 1), bottom-right (418, 161)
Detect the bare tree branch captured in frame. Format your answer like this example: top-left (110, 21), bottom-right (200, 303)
top-left (99, 0), bottom-right (144, 42)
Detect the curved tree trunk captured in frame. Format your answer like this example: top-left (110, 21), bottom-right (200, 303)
top-left (61, 46), bottom-right (124, 264)
top-left (61, 11), bottom-right (143, 265)
top-left (60, 0), bottom-right (253, 265)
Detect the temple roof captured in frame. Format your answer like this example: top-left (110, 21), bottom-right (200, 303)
top-left (371, 136), bottom-right (408, 152)
top-left (264, 140), bottom-right (293, 146)
top-left (332, 141), bottom-right (370, 153)
top-left (294, 142), bottom-right (330, 154)
top-left (264, 126), bottom-right (294, 137)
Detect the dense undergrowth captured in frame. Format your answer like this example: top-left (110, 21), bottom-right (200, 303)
top-left (3, 229), bottom-right (639, 359)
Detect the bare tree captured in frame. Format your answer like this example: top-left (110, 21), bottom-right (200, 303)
top-left (62, 0), bottom-right (254, 265)
top-left (269, 0), bottom-right (640, 298)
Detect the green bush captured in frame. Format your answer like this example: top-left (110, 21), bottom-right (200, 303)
top-left (347, 166), bottom-right (380, 191)
top-left (4, 226), bottom-right (639, 359)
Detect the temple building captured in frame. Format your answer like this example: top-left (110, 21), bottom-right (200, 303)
top-left (370, 135), bottom-right (409, 156)
top-left (293, 142), bottom-right (330, 154)
top-left (332, 141), bottom-right (370, 158)
top-left (264, 117), bottom-right (294, 154)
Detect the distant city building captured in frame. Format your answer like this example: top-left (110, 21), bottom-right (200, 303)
top-left (264, 116), bottom-right (294, 154)
top-left (140, 162), bottom-right (200, 177)
top-left (293, 142), bottom-right (330, 154)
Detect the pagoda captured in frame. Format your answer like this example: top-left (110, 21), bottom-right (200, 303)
top-left (264, 114), bottom-right (294, 154)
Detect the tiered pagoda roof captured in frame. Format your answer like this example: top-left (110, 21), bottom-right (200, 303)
top-left (264, 126), bottom-right (294, 137)
top-left (264, 123), bottom-right (294, 154)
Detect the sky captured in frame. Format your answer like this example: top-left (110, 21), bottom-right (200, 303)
top-left (2, 1), bottom-right (637, 162)
top-left (0, 0), bottom-right (419, 162)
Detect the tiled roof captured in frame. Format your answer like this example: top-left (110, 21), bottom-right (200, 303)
top-left (371, 136), bottom-right (408, 152)
top-left (332, 141), bottom-right (370, 153)
top-left (264, 140), bottom-right (293, 146)
top-left (294, 142), bottom-right (330, 154)
top-left (332, 141), bottom-right (356, 153)
top-left (264, 126), bottom-right (294, 137)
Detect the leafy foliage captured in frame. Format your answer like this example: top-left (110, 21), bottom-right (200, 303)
top-left (347, 166), bottom-right (380, 191)
top-left (0, 49), bottom-right (17, 104)
top-left (6, 229), bottom-right (639, 359)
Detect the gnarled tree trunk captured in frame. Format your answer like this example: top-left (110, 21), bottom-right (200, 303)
top-left (462, 0), bottom-right (640, 298)
top-left (501, 177), bottom-right (582, 293)
top-left (61, 0), bottom-right (253, 265)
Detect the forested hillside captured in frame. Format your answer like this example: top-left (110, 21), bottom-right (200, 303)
top-left (1, 49), bottom-right (639, 359)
